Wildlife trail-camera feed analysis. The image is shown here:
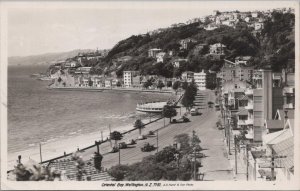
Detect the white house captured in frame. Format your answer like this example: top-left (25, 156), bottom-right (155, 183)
top-left (209, 43), bottom-right (226, 55)
top-left (156, 52), bottom-right (167, 63)
top-left (172, 58), bottom-right (188, 68)
top-left (194, 70), bottom-right (207, 90)
top-left (148, 48), bottom-right (162, 58)
top-left (254, 22), bottom-right (264, 31)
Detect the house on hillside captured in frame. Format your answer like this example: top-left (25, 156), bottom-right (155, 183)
top-left (148, 48), bottom-right (162, 58)
top-left (209, 43), bottom-right (226, 55)
top-left (179, 38), bottom-right (197, 50)
top-left (156, 52), bottom-right (167, 63)
top-left (172, 58), bottom-right (188, 68)
top-left (75, 67), bottom-right (92, 75)
top-left (254, 22), bottom-right (264, 31)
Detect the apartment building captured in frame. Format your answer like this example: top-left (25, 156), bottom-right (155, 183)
top-left (194, 70), bottom-right (206, 90)
top-left (123, 71), bottom-right (140, 88)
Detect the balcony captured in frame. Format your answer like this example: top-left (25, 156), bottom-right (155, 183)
top-left (245, 102), bottom-right (253, 110)
top-left (245, 89), bottom-right (253, 95)
top-left (284, 103), bottom-right (294, 109)
top-left (283, 87), bottom-right (294, 94)
top-left (237, 120), bottom-right (247, 126)
top-left (245, 118), bottom-right (254, 125)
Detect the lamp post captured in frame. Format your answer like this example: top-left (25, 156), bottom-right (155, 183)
top-left (118, 143), bottom-right (121, 165)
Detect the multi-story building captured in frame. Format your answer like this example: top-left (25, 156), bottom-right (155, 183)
top-left (218, 60), bottom-right (254, 83)
top-left (123, 71), bottom-right (140, 88)
top-left (194, 70), bottom-right (206, 90)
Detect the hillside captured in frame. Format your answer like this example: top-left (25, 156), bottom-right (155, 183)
top-left (8, 49), bottom-right (94, 66)
top-left (95, 10), bottom-right (294, 77)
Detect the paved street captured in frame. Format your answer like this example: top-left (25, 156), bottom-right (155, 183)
top-left (79, 90), bottom-right (233, 180)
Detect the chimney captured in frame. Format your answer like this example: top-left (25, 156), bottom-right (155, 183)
top-left (261, 68), bottom-right (273, 120)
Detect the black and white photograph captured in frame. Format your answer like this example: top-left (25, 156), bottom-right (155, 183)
top-left (0, 0), bottom-right (299, 190)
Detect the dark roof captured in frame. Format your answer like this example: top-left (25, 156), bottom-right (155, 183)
top-left (266, 120), bottom-right (284, 130)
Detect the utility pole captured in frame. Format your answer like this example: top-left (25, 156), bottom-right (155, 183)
top-left (118, 143), bottom-right (121, 165)
top-left (156, 129), bottom-right (159, 153)
top-left (246, 144), bottom-right (249, 181)
top-left (39, 143), bottom-right (42, 163)
top-left (101, 131), bottom-right (103, 142)
top-left (228, 117), bottom-right (231, 155)
top-left (257, 150), bottom-right (287, 181)
top-left (193, 130), bottom-right (197, 180)
top-left (234, 135), bottom-right (237, 174)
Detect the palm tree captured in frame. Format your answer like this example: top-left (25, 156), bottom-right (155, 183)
top-left (134, 119), bottom-right (145, 136)
top-left (110, 131), bottom-right (123, 148)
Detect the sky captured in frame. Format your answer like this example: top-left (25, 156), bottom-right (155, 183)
top-left (5, 1), bottom-right (294, 57)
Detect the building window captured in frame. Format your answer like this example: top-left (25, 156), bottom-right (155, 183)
top-left (254, 111), bottom-right (263, 118)
top-left (254, 96), bottom-right (262, 103)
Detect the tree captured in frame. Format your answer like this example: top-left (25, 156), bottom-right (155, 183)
top-left (167, 81), bottom-right (172, 88)
top-left (181, 84), bottom-right (197, 110)
top-left (174, 133), bottom-right (191, 153)
top-left (143, 79), bottom-right (153, 89)
top-left (108, 165), bottom-right (130, 181)
top-left (172, 81), bottom-right (180, 91)
top-left (116, 81), bottom-right (122, 87)
top-left (88, 78), bottom-right (93, 87)
top-left (93, 152), bottom-right (103, 170)
top-left (110, 131), bottom-right (123, 148)
top-left (162, 105), bottom-right (177, 122)
top-left (157, 80), bottom-right (165, 90)
top-left (182, 81), bottom-right (188, 90)
top-left (134, 119), bottom-right (145, 136)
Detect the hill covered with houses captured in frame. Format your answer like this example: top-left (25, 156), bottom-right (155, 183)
top-left (47, 7), bottom-right (295, 89)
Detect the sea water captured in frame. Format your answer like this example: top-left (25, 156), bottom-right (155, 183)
top-left (7, 65), bottom-right (173, 156)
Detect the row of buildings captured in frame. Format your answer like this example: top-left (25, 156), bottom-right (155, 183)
top-left (218, 58), bottom-right (295, 181)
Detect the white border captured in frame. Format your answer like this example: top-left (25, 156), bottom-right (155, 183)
top-left (1, 1), bottom-right (299, 190)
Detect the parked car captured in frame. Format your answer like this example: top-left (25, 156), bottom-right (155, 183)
top-left (110, 146), bottom-right (119, 153)
top-left (191, 108), bottom-right (201, 116)
top-left (137, 135), bottom-right (147, 140)
top-left (148, 131), bottom-right (155, 136)
top-left (126, 139), bottom-right (136, 145)
top-left (118, 142), bottom-right (127, 149)
top-left (141, 142), bottom-right (155, 152)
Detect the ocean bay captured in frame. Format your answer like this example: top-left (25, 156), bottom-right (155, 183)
top-left (7, 65), bottom-right (174, 161)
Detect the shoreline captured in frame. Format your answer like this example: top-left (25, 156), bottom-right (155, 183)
top-left (7, 92), bottom-right (182, 170)
top-left (7, 116), bottom-right (160, 170)
top-left (47, 86), bottom-right (176, 94)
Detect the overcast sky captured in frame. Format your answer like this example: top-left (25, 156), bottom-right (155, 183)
top-left (6, 1), bottom-right (293, 57)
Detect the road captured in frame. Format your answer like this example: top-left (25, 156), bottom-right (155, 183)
top-left (79, 90), bottom-right (233, 180)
